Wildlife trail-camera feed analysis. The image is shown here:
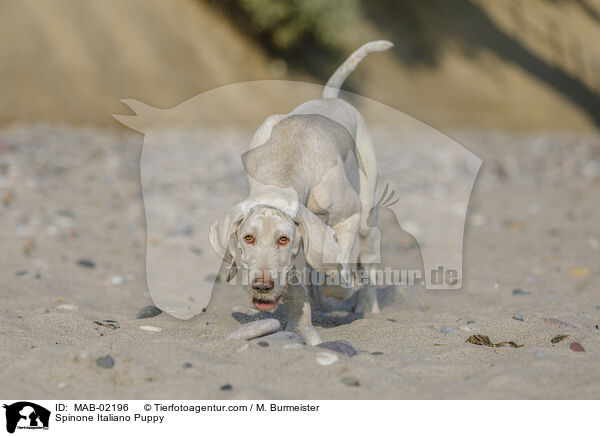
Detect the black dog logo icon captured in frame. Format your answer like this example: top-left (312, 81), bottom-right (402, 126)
top-left (3, 402), bottom-right (50, 433)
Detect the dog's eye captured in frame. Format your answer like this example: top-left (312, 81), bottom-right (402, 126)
top-left (243, 234), bottom-right (255, 244)
top-left (277, 235), bottom-right (289, 246)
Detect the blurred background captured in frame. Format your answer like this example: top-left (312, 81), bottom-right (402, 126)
top-left (1, 0), bottom-right (600, 130)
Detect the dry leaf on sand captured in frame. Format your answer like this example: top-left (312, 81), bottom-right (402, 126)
top-left (466, 335), bottom-right (523, 348)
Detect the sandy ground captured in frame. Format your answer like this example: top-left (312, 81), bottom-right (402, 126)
top-left (0, 124), bottom-right (599, 399)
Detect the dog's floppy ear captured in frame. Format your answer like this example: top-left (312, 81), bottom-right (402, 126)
top-left (209, 202), bottom-right (248, 281)
top-left (295, 204), bottom-right (341, 273)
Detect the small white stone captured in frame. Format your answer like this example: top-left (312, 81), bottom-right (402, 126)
top-left (139, 325), bottom-right (162, 332)
top-left (110, 275), bottom-right (123, 285)
top-left (56, 216), bottom-right (73, 229)
top-left (587, 237), bottom-right (599, 251)
top-left (58, 382), bottom-right (66, 389)
top-left (56, 304), bottom-right (77, 310)
top-left (237, 343), bottom-right (250, 352)
top-left (460, 325), bottom-right (481, 333)
top-left (257, 331), bottom-right (305, 344)
top-left (470, 214), bottom-right (486, 226)
top-left (316, 352), bottom-right (338, 366)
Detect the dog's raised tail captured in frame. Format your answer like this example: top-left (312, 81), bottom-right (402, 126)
top-left (322, 40), bottom-right (393, 99)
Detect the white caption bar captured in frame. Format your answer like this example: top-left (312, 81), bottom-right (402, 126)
top-left (0, 400), bottom-right (596, 436)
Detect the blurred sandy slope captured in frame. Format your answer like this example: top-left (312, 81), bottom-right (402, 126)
top-left (0, 0), bottom-right (599, 130)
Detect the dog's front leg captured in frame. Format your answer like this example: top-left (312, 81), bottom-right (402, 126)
top-left (284, 284), bottom-right (322, 345)
top-left (354, 227), bottom-right (380, 314)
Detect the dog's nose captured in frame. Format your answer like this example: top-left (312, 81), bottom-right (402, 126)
top-left (251, 279), bottom-right (274, 293)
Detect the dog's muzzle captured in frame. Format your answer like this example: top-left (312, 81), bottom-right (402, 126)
top-left (251, 278), bottom-right (279, 311)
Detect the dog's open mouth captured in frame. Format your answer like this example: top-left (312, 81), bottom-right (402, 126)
top-left (252, 296), bottom-right (280, 312)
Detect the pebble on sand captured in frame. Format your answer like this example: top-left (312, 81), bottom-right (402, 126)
top-left (136, 305), bottom-right (162, 319)
top-left (317, 340), bottom-right (357, 357)
top-left (341, 376), bottom-right (360, 387)
top-left (316, 352), bottom-right (338, 366)
top-left (512, 289), bottom-right (531, 296)
top-left (220, 384), bottom-right (233, 391)
top-left (257, 341), bottom-right (269, 347)
top-left (256, 331), bottom-right (304, 344)
top-left (77, 258), bottom-right (95, 268)
top-left (437, 326), bottom-right (454, 334)
top-left (183, 362), bottom-right (192, 368)
top-left (226, 318), bottom-right (281, 340)
top-left (139, 325), bottom-right (162, 332)
top-left (110, 275), bottom-right (123, 285)
top-left (56, 304), bottom-right (77, 310)
top-left (459, 325), bottom-right (480, 333)
top-left (542, 317), bottom-right (577, 329)
top-left (96, 355), bottom-right (115, 369)
top-left (512, 313), bottom-right (524, 321)
top-left (569, 342), bottom-right (585, 352)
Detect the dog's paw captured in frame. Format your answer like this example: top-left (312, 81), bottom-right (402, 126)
top-left (298, 325), bottom-right (322, 346)
top-left (354, 287), bottom-right (380, 314)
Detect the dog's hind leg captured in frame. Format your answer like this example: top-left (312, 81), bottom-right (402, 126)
top-left (354, 226), bottom-right (381, 313)
top-left (355, 283), bottom-right (379, 314)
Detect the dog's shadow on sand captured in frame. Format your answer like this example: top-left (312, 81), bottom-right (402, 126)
top-left (230, 285), bottom-right (401, 329)
top-left (229, 293), bottom-right (367, 328)
top-left (231, 305), bottom-right (364, 329)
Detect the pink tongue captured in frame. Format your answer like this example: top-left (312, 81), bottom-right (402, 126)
top-left (253, 300), bottom-right (276, 311)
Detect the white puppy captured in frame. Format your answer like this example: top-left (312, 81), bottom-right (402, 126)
top-left (210, 40), bottom-right (392, 344)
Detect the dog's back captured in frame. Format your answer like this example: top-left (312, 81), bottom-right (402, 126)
top-left (243, 113), bottom-right (357, 204)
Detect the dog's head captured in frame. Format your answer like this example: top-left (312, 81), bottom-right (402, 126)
top-left (209, 191), bottom-right (340, 311)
